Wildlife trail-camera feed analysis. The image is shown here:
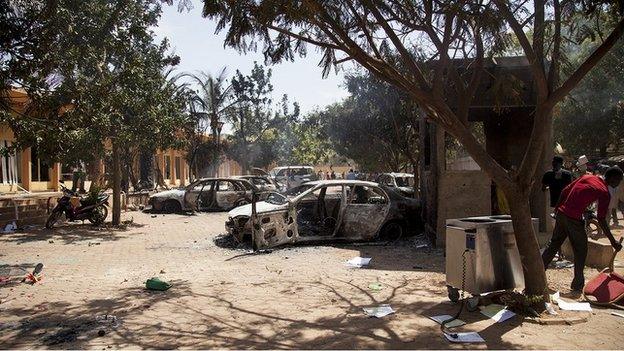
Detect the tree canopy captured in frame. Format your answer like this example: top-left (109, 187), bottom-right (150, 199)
top-left (202, 0), bottom-right (624, 296)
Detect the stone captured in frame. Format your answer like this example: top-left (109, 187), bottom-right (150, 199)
top-left (561, 238), bottom-right (614, 269)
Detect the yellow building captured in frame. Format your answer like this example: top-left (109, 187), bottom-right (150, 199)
top-left (0, 88), bottom-right (243, 194)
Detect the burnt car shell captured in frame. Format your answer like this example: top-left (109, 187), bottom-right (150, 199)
top-left (148, 178), bottom-right (257, 213)
top-left (225, 180), bottom-right (423, 249)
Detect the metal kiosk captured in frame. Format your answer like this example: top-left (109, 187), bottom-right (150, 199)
top-left (445, 215), bottom-right (538, 309)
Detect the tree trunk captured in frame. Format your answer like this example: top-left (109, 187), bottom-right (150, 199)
top-left (505, 186), bottom-right (548, 298)
top-left (112, 141), bottom-right (121, 226)
top-left (411, 160), bottom-right (419, 199)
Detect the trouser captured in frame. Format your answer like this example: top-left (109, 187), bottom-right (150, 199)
top-left (542, 212), bottom-right (588, 290)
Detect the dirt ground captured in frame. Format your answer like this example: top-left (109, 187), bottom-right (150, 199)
top-left (1, 211), bottom-right (623, 349)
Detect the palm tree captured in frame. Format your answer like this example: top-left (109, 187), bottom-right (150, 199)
top-left (176, 68), bottom-right (237, 179)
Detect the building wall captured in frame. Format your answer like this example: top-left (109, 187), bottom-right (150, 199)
top-left (0, 124), bottom-right (59, 193)
top-left (436, 170), bottom-right (492, 245)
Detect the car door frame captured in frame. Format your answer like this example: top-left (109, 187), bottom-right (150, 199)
top-left (339, 185), bottom-right (390, 240)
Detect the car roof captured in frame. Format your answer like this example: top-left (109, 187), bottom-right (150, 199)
top-left (272, 166), bottom-right (314, 170)
top-left (304, 179), bottom-right (379, 187)
top-left (384, 172), bottom-right (414, 177)
top-left (193, 177), bottom-right (252, 183)
top-left (232, 175), bottom-right (267, 178)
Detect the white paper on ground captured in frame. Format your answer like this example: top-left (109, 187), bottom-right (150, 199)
top-left (551, 291), bottom-right (592, 311)
top-left (444, 332), bottom-right (485, 343)
top-left (479, 304), bottom-right (516, 323)
top-left (429, 315), bottom-right (466, 328)
top-left (363, 304), bottom-right (395, 318)
top-left (346, 257), bottom-right (372, 268)
top-left (556, 298), bottom-right (592, 312)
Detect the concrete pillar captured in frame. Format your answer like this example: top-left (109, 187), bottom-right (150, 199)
top-left (51, 163), bottom-right (61, 191)
top-left (180, 160), bottom-right (187, 186)
top-left (20, 147), bottom-right (32, 191)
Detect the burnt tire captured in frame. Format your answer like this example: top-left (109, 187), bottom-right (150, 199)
top-left (162, 200), bottom-right (182, 213)
top-left (45, 210), bottom-right (62, 229)
top-left (378, 221), bottom-right (403, 241)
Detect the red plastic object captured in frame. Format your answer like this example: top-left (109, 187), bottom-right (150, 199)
top-left (583, 271), bottom-right (624, 305)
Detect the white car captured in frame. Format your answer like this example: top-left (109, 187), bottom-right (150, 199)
top-left (269, 166), bottom-right (318, 189)
top-left (147, 178), bottom-right (256, 213)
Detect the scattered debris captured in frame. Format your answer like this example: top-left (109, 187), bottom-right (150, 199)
top-left (95, 314), bottom-right (119, 328)
top-left (159, 269), bottom-right (166, 274)
top-left (151, 215), bottom-right (157, 218)
top-left (368, 282), bottom-right (383, 292)
top-left (88, 242), bottom-right (101, 247)
top-left (145, 277), bottom-right (172, 291)
top-left (554, 260), bottom-right (574, 269)
top-left (98, 329), bottom-right (106, 337)
top-left (545, 302), bottom-right (558, 315)
top-left (22, 263), bottom-right (44, 284)
top-left (444, 332), bottom-right (485, 343)
top-left (346, 257), bottom-right (371, 268)
top-left (2, 221), bottom-right (17, 233)
top-left (479, 303), bottom-right (516, 323)
top-left (363, 304), bottom-right (394, 318)
top-left (48, 240), bottom-right (54, 243)
top-left (611, 311), bottom-right (624, 319)
top-left (429, 315), bottom-right (465, 328)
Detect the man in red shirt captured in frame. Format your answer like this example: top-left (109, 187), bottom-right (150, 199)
top-left (542, 167), bottom-right (623, 291)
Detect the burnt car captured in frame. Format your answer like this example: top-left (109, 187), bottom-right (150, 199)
top-left (376, 172), bottom-right (416, 197)
top-left (225, 180), bottom-right (422, 249)
top-left (147, 178), bottom-right (255, 213)
top-left (233, 175), bottom-right (279, 193)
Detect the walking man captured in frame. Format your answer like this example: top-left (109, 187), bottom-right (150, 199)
top-left (542, 167), bottom-right (624, 291)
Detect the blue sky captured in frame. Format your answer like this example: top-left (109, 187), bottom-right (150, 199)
top-left (153, 2), bottom-right (350, 115)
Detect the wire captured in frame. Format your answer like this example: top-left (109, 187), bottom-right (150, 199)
top-left (441, 249), bottom-right (470, 338)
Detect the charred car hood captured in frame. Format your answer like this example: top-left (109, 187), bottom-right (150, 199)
top-left (228, 201), bottom-right (288, 218)
top-left (150, 189), bottom-right (186, 199)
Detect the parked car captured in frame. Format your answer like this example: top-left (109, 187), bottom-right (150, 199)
top-left (269, 166), bottom-right (318, 190)
top-left (233, 175), bottom-right (279, 193)
top-left (225, 180), bottom-right (422, 250)
top-left (147, 178), bottom-right (256, 213)
top-left (376, 172), bottom-right (416, 197)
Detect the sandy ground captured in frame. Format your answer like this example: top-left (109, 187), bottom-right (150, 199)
top-left (1, 211), bottom-right (623, 349)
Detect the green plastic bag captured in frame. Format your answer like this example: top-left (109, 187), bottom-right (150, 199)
top-left (146, 277), bottom-right (172, 291)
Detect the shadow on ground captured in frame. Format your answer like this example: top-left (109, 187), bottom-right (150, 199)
top-left (0, 221), bottom-right (145, 245)
top-left (0, 278), bottom-right (524, 349)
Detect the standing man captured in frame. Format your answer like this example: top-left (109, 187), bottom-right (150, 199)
top-left (346, 169), bottom-right (356, 180)
top-left (542, 167), bottom-right (624, 291)
top-left (542, 156), bottom-right (573, 209)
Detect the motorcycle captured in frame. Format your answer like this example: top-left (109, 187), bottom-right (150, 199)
top-left (46, 183), bottom-right (110, 229)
